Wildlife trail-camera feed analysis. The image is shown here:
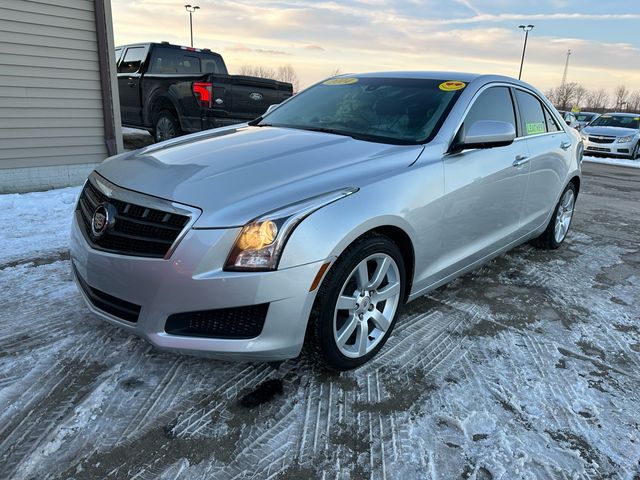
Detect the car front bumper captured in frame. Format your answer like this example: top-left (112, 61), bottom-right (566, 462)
top-left (70, 215), bottom-right (326, 361)
top-left (583, 138), bottom-right (636, 158)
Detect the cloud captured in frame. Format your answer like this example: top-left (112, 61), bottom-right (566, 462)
top-left (226, 44), bottom-right (291, 56)
top-left (110, 0), bottom-right (640, 91)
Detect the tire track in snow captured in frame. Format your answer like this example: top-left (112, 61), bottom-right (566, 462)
top-left (0, 360), bottom-right (108, 479)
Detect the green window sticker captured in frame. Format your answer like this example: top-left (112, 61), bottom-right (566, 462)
top-left (526, 122), bottom-right (545, 135)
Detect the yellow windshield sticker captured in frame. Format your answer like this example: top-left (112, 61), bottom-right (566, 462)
top-left (439, 81), bottom-right (466, 91)
top-left (635, 117), bottom-right (640, 121)
top-left (323, 77), bottom-right (358, 85)
top-left (526, 122), bottom-right (546, 135)
top-left (601, 115), bottom-right (611, 118)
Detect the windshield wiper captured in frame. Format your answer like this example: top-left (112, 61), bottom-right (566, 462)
top-left (295, 126), bottom-right (413, 145)
top-left (247, 116), bottom-right (263, 126)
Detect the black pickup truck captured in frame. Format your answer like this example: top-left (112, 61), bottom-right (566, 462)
top-left (115, 42), bottom-right (293, 141)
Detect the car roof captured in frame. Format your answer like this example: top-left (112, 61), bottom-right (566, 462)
top-left (347, 71), bottom-right (522, 84)
top-left (602, 112), bottom-right (640, 117)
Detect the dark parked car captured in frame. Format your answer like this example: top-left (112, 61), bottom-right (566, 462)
top-left (115, 42), bottom-right (293, 142)
top-left (558, 110), bottom-right (580, 130)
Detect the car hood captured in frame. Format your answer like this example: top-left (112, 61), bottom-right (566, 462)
top-left (582, 126), bottom-right (639, 137)
top-left (96, 126), bottom-right (424, 227)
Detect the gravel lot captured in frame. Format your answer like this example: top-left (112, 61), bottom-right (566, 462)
top-left (1, 161), bottom-right (639, 479)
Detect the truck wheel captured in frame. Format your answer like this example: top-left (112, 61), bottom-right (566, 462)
top-left (153, 110), bottom-right (181, 142)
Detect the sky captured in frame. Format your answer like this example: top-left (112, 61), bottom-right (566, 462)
top-left (110, 0), bottom-right (640, 93)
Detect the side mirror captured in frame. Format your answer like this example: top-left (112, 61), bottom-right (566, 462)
top-left (452, 120), bottom-right (516, 152)
top-left (265, 104), bottom-right (280, 115)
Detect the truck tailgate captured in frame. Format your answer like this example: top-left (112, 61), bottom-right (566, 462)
top-left (209, 74), bottom-right (292, 120)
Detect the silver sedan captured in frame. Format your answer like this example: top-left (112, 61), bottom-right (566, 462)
top-left (581, 113), bottom-right (640, 159)
top-left (70, 72), bottom-right (582, 370)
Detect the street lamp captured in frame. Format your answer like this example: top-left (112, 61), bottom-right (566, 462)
top-left (518, 24), bottom-right (534, 80)
top-left (184, 4), bottom-right (200, 47)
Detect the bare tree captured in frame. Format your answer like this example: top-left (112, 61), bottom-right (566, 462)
top-left (238, 64), bottom-right (299, 91)
top-left (613, 85), bottom-right (630, 111)
top-left (276, 64), bottom-right (299, 92)
top-left (549, 82), bottom-right (579, 110)
top-left (573, 84), bottom-right (588, 109)
top-left (585, 88), bottom-right (609, 112)
top-left (628, 90), bottom-right (640, 113)
top-left (328, 67), bottom-right (343, 77)
top-left (238, 65), bottom-right (276, 79)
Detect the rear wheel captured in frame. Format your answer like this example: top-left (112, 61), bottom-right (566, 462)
top-left (153, 110), bottom-right (181, 143)
top-left (306, 235), bottom-right (406, 371)
top-left (533, 183), bottom-right (576, 250)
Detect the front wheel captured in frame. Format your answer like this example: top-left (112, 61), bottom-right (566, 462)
top-left (631, 142), bottom-right (639, 160)
top-left (533, 183), bottom-right (576, 250)
top-left (306, 235), bottom-right (406, 371)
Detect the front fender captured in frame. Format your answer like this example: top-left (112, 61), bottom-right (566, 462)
top-left (277, 168), bottom-right (432, 271)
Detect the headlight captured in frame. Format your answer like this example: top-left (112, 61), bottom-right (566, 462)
top-left (225, 188), bottom-right (358, 271)
top-left (618, 135), bottom-right (634, 143)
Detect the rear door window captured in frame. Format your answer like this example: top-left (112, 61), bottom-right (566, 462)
top-left (543, 107), bottom-right (562, 132)
top-left (464, 87), bottom-right (517, 134)
top-left (118, 47), bottom-right (145, 74)
top-left (515, 90), bottom-right (547, 136)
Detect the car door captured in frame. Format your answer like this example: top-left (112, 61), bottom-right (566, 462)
top-left (514, 89), bottom-right (571, 231)
top-left (117, 46), bottom-right (147, 125)
top-left (437, 86), bottom-right (530, 279)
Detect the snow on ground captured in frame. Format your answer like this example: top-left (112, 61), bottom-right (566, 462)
top-left (0, 186), bottom-right (80, 267)
top-left (583, 154), bottom-right (640, 169)
top-left (1, 162), bottom-right (639, 479)
top-left (122, 127), bottom-right (153, 151)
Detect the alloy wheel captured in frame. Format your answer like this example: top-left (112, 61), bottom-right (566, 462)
top-left (156, 116), bottom-right (176, 142)
top-left (333, 253), bottom-right (401, 358)
top-left (554, 189), bottom-right (575, 243)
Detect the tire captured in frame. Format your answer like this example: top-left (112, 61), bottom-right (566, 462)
top-left (153, 109), bottom-right (181, 143)
top-left (631, 142), bottom-right (639, 160)
top-left (533, 182), bottom-right (576, 250)
top-left (306, 234), bottom-right (406, 371)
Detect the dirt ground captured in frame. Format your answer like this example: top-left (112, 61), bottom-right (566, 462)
top-left (1, 161), bottom-right (639, 479)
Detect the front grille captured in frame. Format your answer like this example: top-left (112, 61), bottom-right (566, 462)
top-left (587, 146), bottom-right (611, 153)
top-left (74, 266), bottom-right (141, 323)
top-left (588, 136), bottom-right (615, 144)
top-left (76, 177), bottom-right (190, 258)
top-left (165, 304), bottom-right (269, 339)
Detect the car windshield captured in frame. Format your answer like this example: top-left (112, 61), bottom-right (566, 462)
top-left (576, 113), bottom-right (594, 122)
top-left (256, 77), bottom-right (465, 145)
top-left (589, 115), bottom-right (640, 129)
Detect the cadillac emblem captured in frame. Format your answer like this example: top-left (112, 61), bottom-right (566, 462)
top-left (91, 204), bottom-right (110, 238)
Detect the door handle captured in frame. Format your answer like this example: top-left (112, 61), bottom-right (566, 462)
top-left (513, 155), bottom-right (530, 167)
top-left (560, 141), bottom-right (572, 150)
top-left (127, 81), bottom-right (136, 87)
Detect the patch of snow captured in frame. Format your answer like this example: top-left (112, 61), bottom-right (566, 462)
top-left (583, 155), bottom-right (640, 168)
top-left (122, 127), bottom-right (150, 136)
top-left (0, 186), bottom-right (80, 266)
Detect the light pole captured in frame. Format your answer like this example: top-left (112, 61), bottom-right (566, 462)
top-left (518, 24), bottom-right (534, 80)
top-left (184, 4), bottom-right (200, 47)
